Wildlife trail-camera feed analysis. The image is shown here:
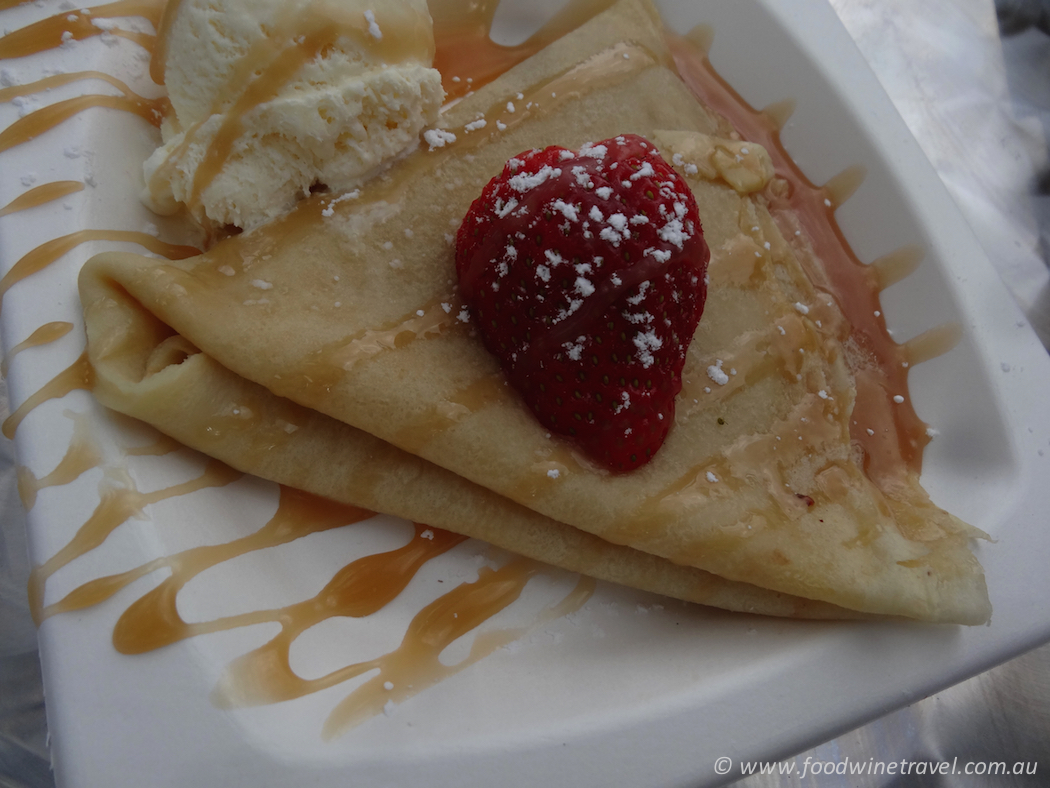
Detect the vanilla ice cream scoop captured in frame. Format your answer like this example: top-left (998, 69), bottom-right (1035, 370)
top-left (143, 0), bottom-right (444, 229)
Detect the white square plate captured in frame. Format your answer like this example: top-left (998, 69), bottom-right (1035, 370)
top-left (2, 1), bottom-right (1050, 786)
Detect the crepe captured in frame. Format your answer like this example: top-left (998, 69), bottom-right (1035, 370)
top-left (78, 0), bottom-right (990, 624)
top-left (79, 278), bottom-right (858, 619)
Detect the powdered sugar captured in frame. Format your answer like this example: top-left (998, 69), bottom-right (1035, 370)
top-left (363, 9), bottom-right (382, 39)
top-left (552, 199), bottom-right (579, 221)
top-left (633, 329), bottom-right (663, 368)
top-left (424, 128), bottom-right (456, 150)
top-left (707, 360), bottom-right (730, 385)
top-left (509, 165), bottom-right (562, 193)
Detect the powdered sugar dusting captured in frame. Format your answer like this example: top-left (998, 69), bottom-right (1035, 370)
top-left (424, 128), bottom-right (456, 150)
top-left (707, 359), bottom-right (729, 386)
top-left (633, 329), bottom-right (663, 368)
top-left (364, 9), bottom-right (382, 39)
top-left (509, 165), bottom-right (562, 193)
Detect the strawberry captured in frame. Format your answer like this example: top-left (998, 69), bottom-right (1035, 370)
top-left (455, 134), bottom-right (709, 472)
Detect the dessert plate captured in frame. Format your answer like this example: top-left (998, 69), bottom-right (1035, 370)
top-left (1, 1), bottom-right (1049, 786)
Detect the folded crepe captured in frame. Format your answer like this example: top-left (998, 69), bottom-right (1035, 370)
top-left (79, 0), bottom-right (990, 624)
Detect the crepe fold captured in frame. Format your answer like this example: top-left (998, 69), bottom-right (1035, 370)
top-left (79, 0), bottom-right (990, 624)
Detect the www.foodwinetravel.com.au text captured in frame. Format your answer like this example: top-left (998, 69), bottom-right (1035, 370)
top-left (712, 755), bottom-right (1038, 779)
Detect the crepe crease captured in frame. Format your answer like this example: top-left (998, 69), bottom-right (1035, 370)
top-left (78, 0), bottom-right (990, 624)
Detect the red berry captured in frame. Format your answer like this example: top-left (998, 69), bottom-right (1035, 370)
top-left (455, 134), bottom-right (709, 472)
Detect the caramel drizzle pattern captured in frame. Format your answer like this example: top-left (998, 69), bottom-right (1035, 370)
top-left (158, 4), bottom-right (433, 209)
top-left (319, 565), bottom-right (594, 739)
top-left (0, 230), bottom-right (199, 319)
top-left (26, 457), bottom-right (242, 624)
top-left (649, 394), bottom-right (843, 523)
top-left (18, 419), bottom-right (179, 514)
top-left (0, 0), bottom-right (164, 59)
top-left (210, 524), bottom-right (471, 707)
top-left (0, 72), bottom-right (168, 153)
top-left (430, 0), bottom-right (619, 102)
top-left (148, 0), bottom-right (183, 85)
top-left (2, 351), bottom-right (94, 439)
top-left (54, 488), bottom-right (377, 638)
top-left (392, 373), bottom-right (510, 454)
top-left (324, 296), bottom-right (462, 372)
top-left (1, 320), bottom-right (73, 378)
top-left (28, 466), bottom-right (593, 736)
top-left (210, 551), bottom-right (593, 739)
top-left (0, 182), bottom-right (83, 217)
top-left (16, 410), bottom-right (103, 511)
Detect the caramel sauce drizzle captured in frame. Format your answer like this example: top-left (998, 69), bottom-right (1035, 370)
top-left (1, 320), bottom-right (73, 378)
top-left (0, 72), bottom-right (168, 153)
top-left (270, 295), bottom-right (463, 405)
top-left (667, 29), bottom-right (955, 482)
top-left (509, 445), bottom-right (607, 502)
top-left (16, 408), bottom-right (101, 510)
top-left (0, 182), bottom-right (83, 217)
top-left (679, 325), bottom-right (792, 414)
top-left (392, 373), bottom-right (510, 454)
top-left (123, 524), bottom-right (450, 660)
top-left (0, 0), bottom-right (164, 59)
top-left (324, 296), bottom-right (462, 372)
top-left (871, 245), bottom-right (923, 291)
top-left (2, 351), bottom-right (94, 439)
top-left (27, 458), bottom-right (242, 624)
top-left (149, 0), bottom-right (182, 85)
top-left (320, 566), bottom-right (594, 739)
top-left (823, 164), bottom-right (867, 209)
top-left (0, 230), bottom-right (199, 319)
top-left (650, 394), bottom-right (842, 523)
top-left (208, 524), bottom-right (469, 706)
top-left (430, 0), bottom-right (619, 102)
top-left (901, 322), bottom-right (962, 367)
top-left (19, 421), bottom-right (181, 518)
top-left (172, 5), bottom-right (433, 208)
top-left (29, 465), bottom-right (592, 736)
top-left (210, 553), bottom-right (592, 738)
